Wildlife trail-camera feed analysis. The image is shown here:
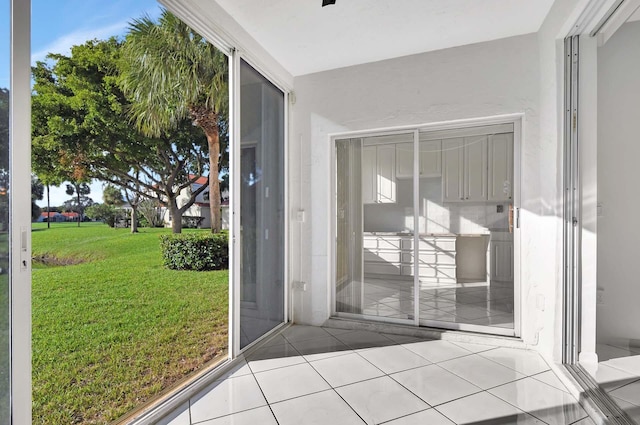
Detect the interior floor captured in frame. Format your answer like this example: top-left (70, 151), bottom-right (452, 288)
top-left (588, 344), bottom-right (640, 423)
top-left (360, 277), bottom-right (514, 329)
top-left (158, 325), bottom-right (591, 425)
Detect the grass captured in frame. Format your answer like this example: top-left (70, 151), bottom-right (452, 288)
top-left (31, 222), bottom-right (228, 425)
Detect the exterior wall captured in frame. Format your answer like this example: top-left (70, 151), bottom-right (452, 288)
top-left (535, 0), bottom-right (585, 361)
top-left (596, 20), bottom-right (640, 348)
top-left (290, 33), bottom-right (545, 345)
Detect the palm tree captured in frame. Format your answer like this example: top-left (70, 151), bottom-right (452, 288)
top-left (120, 10), bottom-right (228, 232)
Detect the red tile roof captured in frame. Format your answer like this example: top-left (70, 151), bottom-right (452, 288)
top-left (189, 174), bottom-right (208, 185)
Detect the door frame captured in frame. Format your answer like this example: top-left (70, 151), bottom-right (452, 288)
top-left (329, 114), bottom-right (523, 338)
top-left (560, 0), bottom-right (640, 422)
top-left (9, 0), bottom-right (33, 422)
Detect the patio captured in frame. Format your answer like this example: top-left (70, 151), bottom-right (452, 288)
top-left (158, 325), bottom-right (592, 425)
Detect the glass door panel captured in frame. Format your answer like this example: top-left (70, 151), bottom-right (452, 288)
top-left (335, 139), bottom-right (363, 314)
top-left (418, 129), bottom-right (515, 331)
top-left (336, 133), bottom-right (415, 322)
top-left (239, 59), bottom-right (285, 349)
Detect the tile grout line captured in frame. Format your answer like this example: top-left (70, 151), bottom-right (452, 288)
top-left (300, 343), bottom-right (369, 425)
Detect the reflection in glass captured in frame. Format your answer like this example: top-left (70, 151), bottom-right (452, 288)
top-left (239, 60), bottom-right (285, 349)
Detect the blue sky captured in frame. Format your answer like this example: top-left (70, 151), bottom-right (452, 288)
top-left (28, 0), bottom-right (162, 207)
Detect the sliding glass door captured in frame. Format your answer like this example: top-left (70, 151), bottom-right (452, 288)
top-left (335, 122), bottom-right (518, 336)
top-left (238, 59), bottom-right (285, 349)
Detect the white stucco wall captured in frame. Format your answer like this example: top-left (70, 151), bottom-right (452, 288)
top-left (290, 33), bottom-right (549, 346)
top-left (536, 0), bottom-right (577, 361)
top-left (596, 20), bottom-right (640, 350)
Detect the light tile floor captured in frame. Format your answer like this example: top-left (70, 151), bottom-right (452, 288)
top-left (157, 325), bottom-right (594, 425)
top-left (352, 278), bottom-right (515, 329)
top-left (587, 350), bottom-right (640, 423)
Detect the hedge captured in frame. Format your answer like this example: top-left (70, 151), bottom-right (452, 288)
top-left (159, 232), bottom-right (229, 271)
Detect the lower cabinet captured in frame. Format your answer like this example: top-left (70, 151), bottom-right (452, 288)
top-left (489, 232), bottom-right (514, 283)
top-left (363, 234), bottom-right (457, 284)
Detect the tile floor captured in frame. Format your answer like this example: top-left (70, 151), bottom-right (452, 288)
top-left (355, 277), bottom-right (514, 329)
top-left (157, 325), bottom-right (592, 425)
top-left (587, 350), bottom-right (640, 423)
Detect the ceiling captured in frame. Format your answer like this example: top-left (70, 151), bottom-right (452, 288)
top-left (213, 0), bottom-right (556, 76)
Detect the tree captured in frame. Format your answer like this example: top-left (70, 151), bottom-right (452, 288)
top-left (94, 121), bottom-right (211, 233)
top-left (102, 185), bottom-right (124, 206)
top-left (120, 10), bottom-right (228, 233)
top-left (31, 38), bottom-right (219, 234)
top-left (31, 176), bottom-right (44, 222)
top-left (85, 203), bottom-right (118, 227)
top-left (65, 182), bottom-right (92, 225)
top-left (138, 199), bottom-right (162, 228)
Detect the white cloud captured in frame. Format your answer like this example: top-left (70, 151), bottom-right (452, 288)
top-left (31, 20), bottom-right (128, 64)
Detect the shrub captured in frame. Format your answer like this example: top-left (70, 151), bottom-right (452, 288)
top-left (85, 204), bottom-right (118, 227)
top-left (159, 232), bottom-right (228, 271)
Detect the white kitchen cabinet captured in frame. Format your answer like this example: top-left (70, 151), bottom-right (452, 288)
top-left (377, 144), bottom-right (396, 203)
top-left (395, 140), bottom-right (442, 179)
top-left (464, 136), bottom-right (488, 201)
top-left (395, 142), bottom-right (413, 178)
top-left (362, 144), bottom-right (396, 204)
top-left (364, 234), bottom-right (457, 284)
top-left (442, 138), bottom-right (464, 202)
top-left (488, 133), bottom-right (514, 201)
top-left (420, 140), bottom-right (442, 177)
top-left (442, 136), bottom-right (488, 202)
top-left (362, 146), bottom-right (377, 204)
top-left (490, 232), bottom-right (514, 282)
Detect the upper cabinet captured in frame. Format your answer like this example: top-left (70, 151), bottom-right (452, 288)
top-left (442, 133), bottom-right (513, 203)
top-left (396, 140), bottom-right (442, 178)
top-left (442, 138), bottom-right (464, 202)
top-left (464, 135), bottom-right (488, 202)
top-left (362, 144), bottom-right (396, 204)
top-left (488, 133), bottom-right (514, 201)
top-left (442, 136), bottom-right (488, 202)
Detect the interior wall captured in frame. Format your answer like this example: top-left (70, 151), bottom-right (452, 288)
top-left (596, 20), bottom-right (640, 350)
top-left (290, 33), bottom-right (542, 344)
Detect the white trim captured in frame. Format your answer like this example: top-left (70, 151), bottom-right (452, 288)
top-left (412, 129), bottom-right (420, 327)
top-left (563, 0), bottom-right (640, 40)
top-left (329, 113), bottom-right (526, 141)
top-left (564, 0), bottom-right (620, 37)
top-left (159, 0), bottom-right (294, 92)
top-left (10, 0), bottom-right (32, 422)
top-left (158, 0), bottom-right (233, 54)
top-left (595, 0), bottom-right (640, 44)
top-left (513, 118), bottom-right (523, 339)
top-left (229, 50), bottom-right (241, 358)
top-left (283, 90), bottom-right (290, 326)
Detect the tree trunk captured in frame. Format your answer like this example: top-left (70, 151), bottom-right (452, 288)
top-left (130, 206), bottom-right (138, 233)
top-left (190, 106), bottom-right (221, 233)
top-left (169, 199), bottom-right (182, 233)
top-left (76, 186), bottom-right (81, 227)
top-left (205, 123), bottom-right (221, 234)
top-left (46, 184), bottom-right (50, 229)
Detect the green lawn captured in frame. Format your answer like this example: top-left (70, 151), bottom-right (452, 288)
top-left (31, 222), bottom-right (228, 424)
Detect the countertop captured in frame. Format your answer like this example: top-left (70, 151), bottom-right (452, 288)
top-left (364, 232), bottom-right (491, 237)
